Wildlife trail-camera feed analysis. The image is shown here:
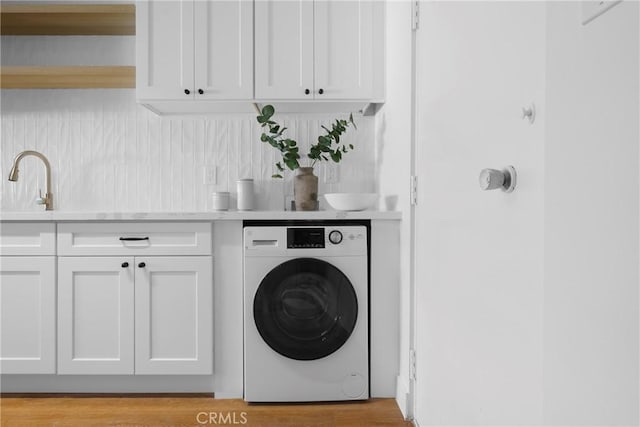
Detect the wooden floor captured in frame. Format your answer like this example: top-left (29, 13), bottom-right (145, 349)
top-left (0, 395), bottom-right (412, 427)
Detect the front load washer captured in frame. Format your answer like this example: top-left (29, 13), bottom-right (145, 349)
top-left (243, 221), bottom-right (369, 402)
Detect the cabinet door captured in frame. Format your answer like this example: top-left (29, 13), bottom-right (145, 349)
top-left (314, 0), bottom-right (375, 99)
top-left (136, 0), bottom-right (195, 100)
top-left (194, 0), bottom-right (253, 99)
top-left (0, 257), bottom-right (56, 374)
top-left (254, 0), bottom-right (314, 99)
top-left (58, 257), bottom-right (135, 374)
top-left (135, 256), bottom-right (213, 374)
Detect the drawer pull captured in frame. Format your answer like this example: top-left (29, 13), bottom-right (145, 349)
top-left (138, 262), bottom-right (146, 268)
top-left (121, 262), bottom-right (129, 268)
top-left (119, 237), bottom-right (149, 241)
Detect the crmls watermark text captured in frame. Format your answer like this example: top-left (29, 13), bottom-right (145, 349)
top-left (196, 411), bottom-right (248, 425)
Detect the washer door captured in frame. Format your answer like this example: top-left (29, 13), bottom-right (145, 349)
top-left (253, 258), bottom-right (358, 361)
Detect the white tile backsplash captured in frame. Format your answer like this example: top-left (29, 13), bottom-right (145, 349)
top-left (1, 90), bottom-right (376, 212)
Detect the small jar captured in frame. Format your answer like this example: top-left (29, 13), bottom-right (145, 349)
top-left (237, 179), bottom-right (254, 211)
top-left (212, 192), bottom-right (230, 211)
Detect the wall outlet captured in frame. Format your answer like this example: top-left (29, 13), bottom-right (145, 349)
top-left (203, 165), bottom-right (217, 185)
top-left (324, 164), bottom-right (340, 184)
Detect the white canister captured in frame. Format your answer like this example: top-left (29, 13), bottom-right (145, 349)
top-left (212, 192), bottom-right (230, 211)
top-left (237, 179), bottom-right (254, 211)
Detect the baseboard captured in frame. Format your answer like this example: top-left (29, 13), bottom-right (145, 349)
top-left (395, 375), bottom-right (412, 420)
top-left (0, 392), bottom-right (213, 398)
top-left (0, 375), bottom-right (215, 393)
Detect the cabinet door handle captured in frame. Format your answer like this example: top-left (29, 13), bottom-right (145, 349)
top-left (184, 89), bottom-right (191, 95)
top-left (318, 88), bottom-right (324, 95)
top-left (121, 262), bottom-right (129, 268)
top-left (198, 88), bottom-right (204, 95)
top-left (138, 262), bottom-right (146, 268)
top-left (119, 237), bottom-right (149, 241)
top-left (304, 88), bottom-right (310, 95)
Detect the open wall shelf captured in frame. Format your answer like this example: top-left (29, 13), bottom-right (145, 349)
top-left (0, 4), bottom-right (135, 36)
top-left (1, 66), bottom-right (135, 89)
top-left (1, 4), bottom-right (135, 89)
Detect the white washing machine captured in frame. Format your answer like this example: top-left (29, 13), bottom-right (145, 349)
top-left (243, 222), bottom-right (369, 402)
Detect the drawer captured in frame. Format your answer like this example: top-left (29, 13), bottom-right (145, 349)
top-left (57, 222), bottom-right (212, 256)
top-left (0, 222), bottom-right (56, 256)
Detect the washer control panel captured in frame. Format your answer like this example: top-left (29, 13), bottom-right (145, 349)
top-left (286, 228), bottom-right (358, 248)
top-left (328, 230), bottom-right (343, 245)
top-left (246, 225), bottom-right (367, 255)
top-left (287, 227), bottom-right (325, 249)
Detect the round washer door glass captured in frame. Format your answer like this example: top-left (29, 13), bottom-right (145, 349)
top-left (253, 258), bottom-right (358, 361)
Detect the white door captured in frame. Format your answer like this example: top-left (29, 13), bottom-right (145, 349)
top-left (314, 0), bottom-right (374, 99)
top-left (134, 256), bottom-right (213, 374)
top-left (254, 0), bottom-right (314, 100)
top-left (413, 2), bottom-right (545, 425)
top-left (58, 257), bottom-right (135, 374)
top-left (194, 0), bottom-right (253, 99)
top-left (0, 257), bottom-right (56, 374)
top-left (136, 0), bottom-right (195, 100)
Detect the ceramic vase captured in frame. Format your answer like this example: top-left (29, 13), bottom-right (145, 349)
top-left (294, 167), bottom-right (318, 211)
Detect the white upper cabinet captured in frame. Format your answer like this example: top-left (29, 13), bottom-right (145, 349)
top-left (255, 0), bottom-right (383, 101)
top-left (194, 0), bottom-right (253, 100)
top-left (136, 0), bottom-right (253, 101)
top-left (136, 1), bottom-right (194, 100)
top-left (254, 0), bottom-right (314, 100)
top-left (314, 0), bottom-right (375, 99)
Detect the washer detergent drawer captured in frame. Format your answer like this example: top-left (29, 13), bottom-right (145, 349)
top-left (58, 222), bottom-right (212, 256)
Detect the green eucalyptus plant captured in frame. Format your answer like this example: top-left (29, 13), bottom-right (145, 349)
top-left (256, 105), bottom-right (357, 178)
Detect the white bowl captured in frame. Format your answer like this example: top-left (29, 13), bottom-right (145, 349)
top-left (324, 193), bottom-right (377, 211)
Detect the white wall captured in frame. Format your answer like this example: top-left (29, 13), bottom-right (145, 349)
top-left (376, 0), bottom-right (414, 417)
top-left (1, 36), bottom-right (376, 212)
top-left (544, 2), bottom-right (639, 425)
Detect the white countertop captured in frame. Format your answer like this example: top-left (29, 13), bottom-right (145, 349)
top-left (0, 210), bottom-right (402, 222)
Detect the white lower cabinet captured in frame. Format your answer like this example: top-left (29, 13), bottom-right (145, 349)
top-left (55, 222), bottom-right (214, 377)
top-left (0, 256), bottom-right (56, 374)
top-left (58, 256), bottom-right (213, 375)
top-left (135, 256), bottom-right (213, 375)
top-left (0, 221), bottom-right (213, 381)
top-left (58, 257), bottom-right (135, 375)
